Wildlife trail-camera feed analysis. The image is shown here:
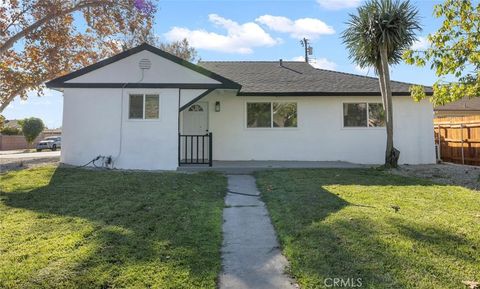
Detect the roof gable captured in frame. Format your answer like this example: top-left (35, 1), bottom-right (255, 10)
top-left (46, 44), bottom-right (240, 89)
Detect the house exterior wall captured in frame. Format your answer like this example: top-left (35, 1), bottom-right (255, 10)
top-left (59, 48), bottom-right (225, 170)
top-left (202, 92), bottom-right (435, 165)
top-left (180, 89), bottom-right (208, 108)
top-left (62, 88), bottom-right (180, 170)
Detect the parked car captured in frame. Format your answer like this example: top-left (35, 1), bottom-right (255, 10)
top-left (36, 136), bottom-right (61, 152)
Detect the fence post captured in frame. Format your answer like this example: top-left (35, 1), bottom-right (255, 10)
top-left (461, 124), bottom-right (465, 164)
top-left (178, 133), bottom-right (181, 166)
top-left (437, 125), bottom-right (442, 162)
top-left (209, 132), bottom-right (213, 167)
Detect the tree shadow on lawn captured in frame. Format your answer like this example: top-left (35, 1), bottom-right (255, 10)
top-left (256, 168), bottom-right (480, 289)
top-left (289, 217), bottom-right (479, 289)
top-left (1, 168), bottom-right (226, 288)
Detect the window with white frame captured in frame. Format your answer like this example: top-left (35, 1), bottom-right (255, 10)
top-left (247, 102), bottom-right (297, 128)
top-left (343, 102), bottom-right (385, 127)
top-left (129, 94), bottom-right (160, 119)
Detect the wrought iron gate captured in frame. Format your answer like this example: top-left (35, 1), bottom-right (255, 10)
top-left (178, 133), bottom-right (212, 166)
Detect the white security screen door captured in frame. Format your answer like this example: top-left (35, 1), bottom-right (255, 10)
top-left (183, 102), bottom-right (208, 134)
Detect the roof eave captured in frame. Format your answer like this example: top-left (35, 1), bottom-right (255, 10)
top-left (45, 82), bottom-right (240, 90)
top-left (236, 91), bottom-right (433, 97)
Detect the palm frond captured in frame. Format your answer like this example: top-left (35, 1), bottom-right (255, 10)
top-left (342, 0), bottom-right (421, 72)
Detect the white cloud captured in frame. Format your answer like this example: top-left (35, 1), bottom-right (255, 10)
top-left (292, 56), bottom-right (338, 70)
top-left (256, 15), bottom-right (335, 40)
top-left (317, 0), bottom-right (361, 10)
top-left (411, 36), bottom-right (430, 50)
top-left (163, 14), bottom-right (280, 54)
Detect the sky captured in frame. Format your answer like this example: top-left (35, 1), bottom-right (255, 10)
top-left (3, 0), bottom-right (444, 129)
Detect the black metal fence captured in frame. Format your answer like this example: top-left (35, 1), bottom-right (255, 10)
top-left (178, 133), bottom-right (212, 166)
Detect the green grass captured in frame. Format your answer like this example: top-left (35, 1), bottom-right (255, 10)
top-left (0, 166), bottom-right (226, 289)
top-left (256, 169), bottom-right (480, 289)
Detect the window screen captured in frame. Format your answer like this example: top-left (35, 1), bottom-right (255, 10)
top-left (247, 103), bottom-right (271, 128)
top-left (129, 94), bottom-right (144, 119)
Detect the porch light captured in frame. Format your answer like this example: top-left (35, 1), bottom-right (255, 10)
top-left (215, 101), bottom-right (221, 112)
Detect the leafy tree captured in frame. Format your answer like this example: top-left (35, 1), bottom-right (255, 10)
top-left (19, 117), bottom-right (45, 144)
top-left (127, 30), bottom-right (199, 62)
top-left (404, 0), bottom-right (480, 105)
top-left (160, 39), bottom-right (199, 62)
top-left (0, 0), bottom-right (156, 112)
top-left (343, 0), bottom-right (421, 168)
top-left (1, 126), bottom-right (22, 135)
top-left (0, 114), bottom-right (4, 130)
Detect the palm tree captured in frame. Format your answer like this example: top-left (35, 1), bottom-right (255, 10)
top-left (342, 0), bottom-right (421, 168)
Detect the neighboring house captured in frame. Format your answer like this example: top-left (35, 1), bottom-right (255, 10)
top-left (3, 119), bottom-right (22, 130)
top-left (434, 97), bottom-right (480, 118)
top-left (46, 43), bottom-right (435, 170)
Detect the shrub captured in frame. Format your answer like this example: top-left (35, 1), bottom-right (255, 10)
top-left (1, 127), bottom-right (22, 135)
top-left (19, 118), bottom-right (45, 144)
top-left (0, 115), bottom-right (5, 130)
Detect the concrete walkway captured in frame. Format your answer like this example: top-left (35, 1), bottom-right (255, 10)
top-left (219, 175), bottom-right (297, 289)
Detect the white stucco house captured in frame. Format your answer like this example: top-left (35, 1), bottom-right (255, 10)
top-left (46, 43), bottom-right (435, 170)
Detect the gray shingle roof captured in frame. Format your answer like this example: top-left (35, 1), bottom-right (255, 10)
top-left (434, 97), bottom-right (480, 111)
top-left (198, 61), bottom-right (432, 96)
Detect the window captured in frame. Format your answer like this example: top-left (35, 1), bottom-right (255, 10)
top-left (247, 103), bottom-right (271, 127)
top-left (188, 104), bottom-right (204, 112)
top-left (273, 103), bottom-right (298, 127)
top-left (247, 102), bottom-right (297, 128)
top-left (343, 102), bottom-right (385, 127)
top-left (129, 94), bottom-right (143, 119)
top-left (367, 103), bottom-right (385, 127)
top-left (129, 94), bottom-right (160, 119)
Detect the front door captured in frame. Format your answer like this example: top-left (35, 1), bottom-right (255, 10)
top-left (181, 102), bottom-right (209, 163)
top-left (183, 102), bottom-right (208, 134)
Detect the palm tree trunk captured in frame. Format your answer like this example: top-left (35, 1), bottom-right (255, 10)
top-left (377, 61), bottom-right (387, 109)
top-left (379, 46), bottom-right (399, 168)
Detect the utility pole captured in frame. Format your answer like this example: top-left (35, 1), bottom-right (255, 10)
top-left (300, 38), bottom-right (313, 63)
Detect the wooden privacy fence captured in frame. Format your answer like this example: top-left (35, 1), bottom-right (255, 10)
top-left (434, 115), bottom-right (480, 165)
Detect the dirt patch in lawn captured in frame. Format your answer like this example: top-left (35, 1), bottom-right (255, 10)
top-left (390, 163), bottom-right (480, 191)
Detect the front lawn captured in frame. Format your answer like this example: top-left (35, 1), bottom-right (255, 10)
top-left (256, 169), bottom-right (480, 289)
top-left (0, 166), bottom-right (226, 289)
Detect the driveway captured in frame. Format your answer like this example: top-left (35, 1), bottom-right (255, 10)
top-left (0, 151), bottom-right (60, 173)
